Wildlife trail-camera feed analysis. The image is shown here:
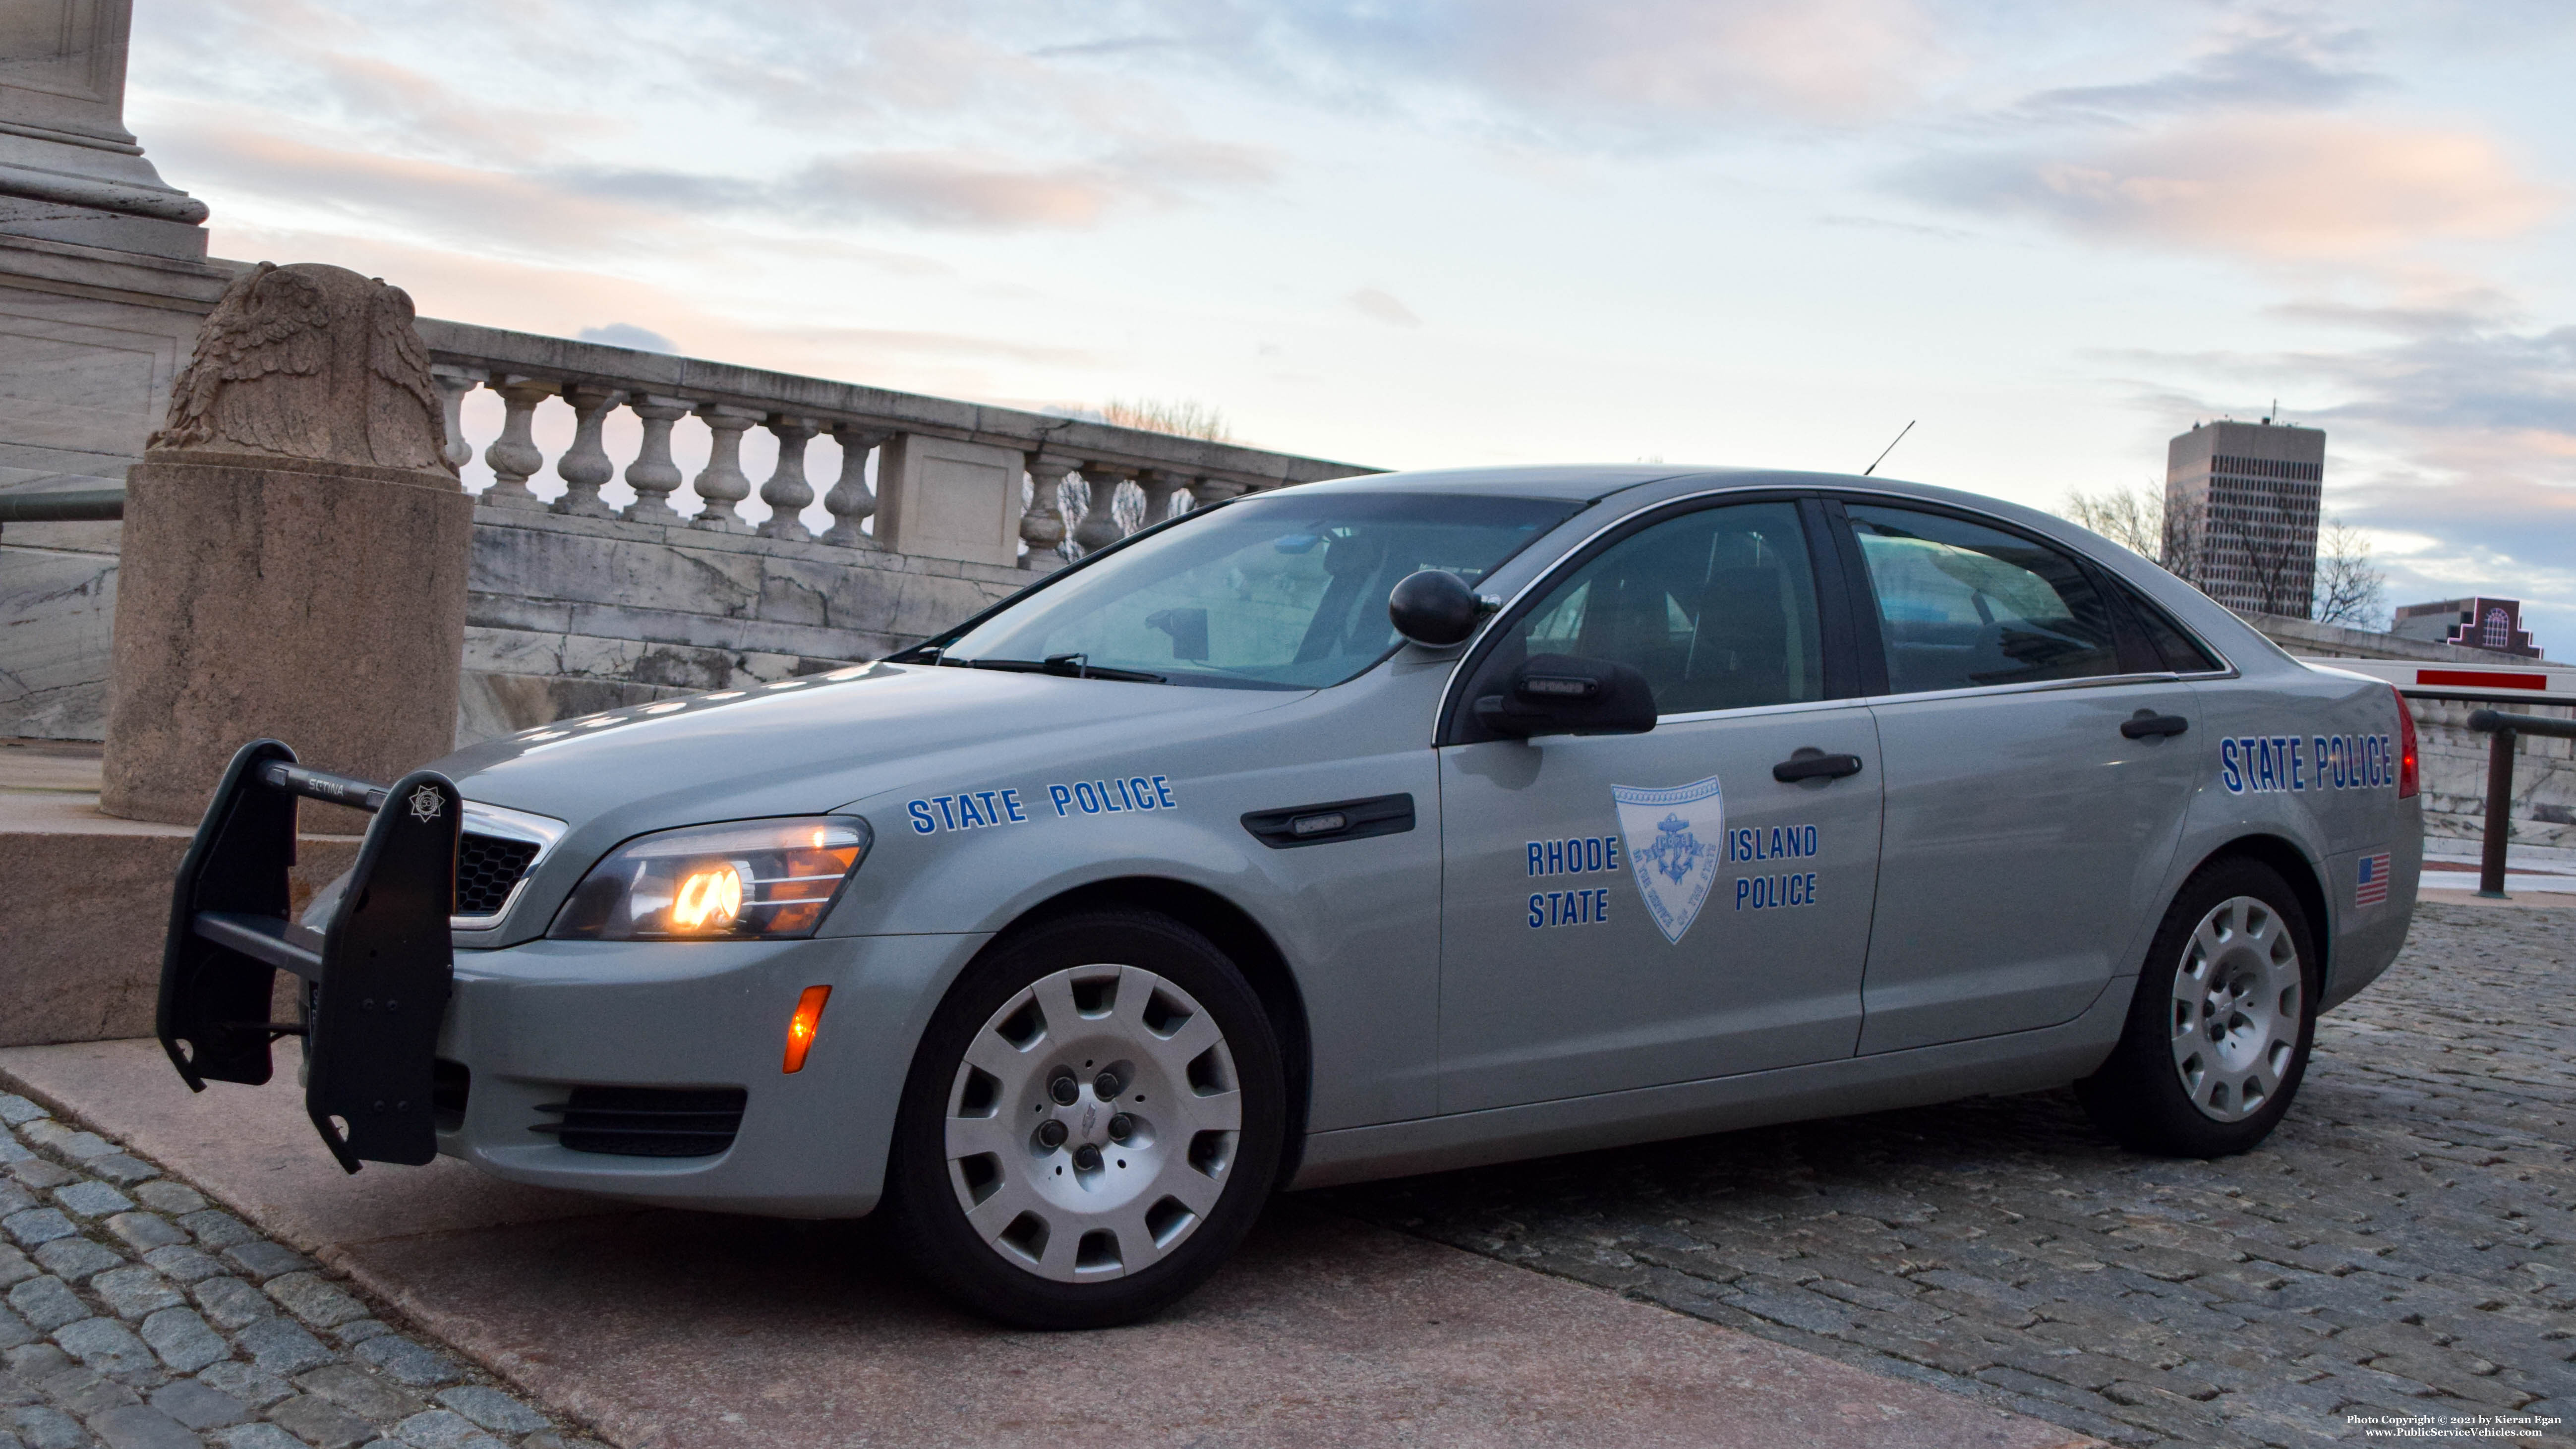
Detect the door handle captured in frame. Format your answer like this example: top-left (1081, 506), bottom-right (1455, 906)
top-left (1772, 751), bottom-right (1865, 783)
top-left (2121, 712), bottom-right (2190, 739)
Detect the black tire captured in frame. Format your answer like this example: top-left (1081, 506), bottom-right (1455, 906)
top-left (2077, 857), bottom-right (2320, 1157)
top-left (884, 908), bottom-right (1286, 1329)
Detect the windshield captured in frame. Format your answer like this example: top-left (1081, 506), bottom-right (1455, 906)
top-left (942, 492), bottom-right (1580, 690)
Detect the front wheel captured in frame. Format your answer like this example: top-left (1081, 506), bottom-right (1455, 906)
top-left (2077, 858), bottom-right (2319, 1157)
top-left (885, 909), bottom-right (1286, 1329)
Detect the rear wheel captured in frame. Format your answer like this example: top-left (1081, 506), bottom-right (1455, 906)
top-left (2077, 858), bottom-right (2318, 1157)
top-left (886, 909), bottom-right (1285, 1329)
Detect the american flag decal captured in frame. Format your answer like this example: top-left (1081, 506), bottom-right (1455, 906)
top-left (2356, 852), bottom-right (2392, 906)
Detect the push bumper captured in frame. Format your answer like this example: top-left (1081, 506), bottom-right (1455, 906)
top-left (158, 741), bottom-right (462, 1171)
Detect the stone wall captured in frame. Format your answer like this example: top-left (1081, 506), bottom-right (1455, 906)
top-left (458, 505), bottom-right (1026, 740)
top-left (0, 235), bottom-right (236, 739)
top-left (2408, 696), bottom-right (2575, 851)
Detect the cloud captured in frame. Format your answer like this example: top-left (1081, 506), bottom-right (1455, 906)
top-left (1261, 0), bottom-right (1942, 127)
top-left (157, 121), bottom-right (670, 257)
top-left (2308, 323), bottom-right (2576, 444)
top-left (790, 142), bottom-right (1273, 230)
top-left (162, 116), bottom-right (1273, 251)
top-left (1347, 287), bottom-right (1423, 328)
top-left (577, 323), bottom-right (677, 354)
top-left (2012, 27), bottom-right (2389, 124)
top-left (1904, 116), bottom-right (2558, 261)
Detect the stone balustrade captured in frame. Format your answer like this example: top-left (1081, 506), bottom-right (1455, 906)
top-left (417, 320), bottom-right (1373, 571)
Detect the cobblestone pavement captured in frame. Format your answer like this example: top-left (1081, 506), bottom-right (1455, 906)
top-left (1, 1093), bottom-right (601, 1449)
top-left (1331, 902), bottom-right (2576, 1449)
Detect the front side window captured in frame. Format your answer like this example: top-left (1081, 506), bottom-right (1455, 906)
top-left (1847, 504), bottom-right (2120, 694)
top-left (1493, 500), bottom-right (1823, 715)
top-left (943, 492), bottom-right (1577, 690)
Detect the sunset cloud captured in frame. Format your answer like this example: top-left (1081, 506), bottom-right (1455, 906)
top-left (1272, 0), bottom-right (1942, 126)
top-left (1909, 115), bottom-right (2558, 261)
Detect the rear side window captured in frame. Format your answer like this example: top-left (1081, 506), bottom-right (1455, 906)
top-left (1498, 500), bottom-right (1824, 714)
top-left (2119, 583), bottom-right (2223, 673)
top-left (1847, 504), bottom-right (2121, 694)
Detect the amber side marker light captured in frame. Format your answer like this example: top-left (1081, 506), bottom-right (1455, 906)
top-left (783, 985), bottom-right (832, 1073)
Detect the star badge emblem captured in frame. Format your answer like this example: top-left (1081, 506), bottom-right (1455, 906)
top-left (408, 784), bottom-right (444, 823)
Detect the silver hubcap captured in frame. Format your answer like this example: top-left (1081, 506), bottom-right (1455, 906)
top-left (943, 964), bottom-right (1242, 1282)
top-left (2168, 895), bottom-right (2303, 1123)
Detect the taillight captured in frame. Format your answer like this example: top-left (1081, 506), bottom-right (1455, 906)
top-left (2393, 686), bottom-right (2419, 799)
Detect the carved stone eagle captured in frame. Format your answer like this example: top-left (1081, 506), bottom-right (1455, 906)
top-left (152, 261), bottom-right (455, 476)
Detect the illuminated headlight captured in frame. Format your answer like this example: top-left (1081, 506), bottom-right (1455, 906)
top-left (549, 817), bottom-right (872, 941)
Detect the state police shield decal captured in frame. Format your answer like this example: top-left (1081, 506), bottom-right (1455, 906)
top-left (1612, 776), bottom-right (1724, 944)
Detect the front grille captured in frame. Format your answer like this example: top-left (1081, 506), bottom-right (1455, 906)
top-left (530, 1086), bottom-right (748, 1158)
top-left (455, 832), bottom-right (540, 917)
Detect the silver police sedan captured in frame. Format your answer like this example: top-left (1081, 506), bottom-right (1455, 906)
top-left (157, 465), bottom-right (2421, 1329)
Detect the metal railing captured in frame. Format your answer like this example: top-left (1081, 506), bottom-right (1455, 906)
top-left (2464, 709), bottom-right (2576, 897)
top-left (0, 489), bottom-right (123, 529)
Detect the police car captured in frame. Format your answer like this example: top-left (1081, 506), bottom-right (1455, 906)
top-left (156, 465), bottom-right (2421, 1329)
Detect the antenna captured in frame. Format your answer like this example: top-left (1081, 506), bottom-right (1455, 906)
top-left (1863, 420), bottom-right (1915, 477)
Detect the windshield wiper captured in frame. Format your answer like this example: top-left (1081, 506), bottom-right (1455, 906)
top-left (950, 654), bottom-right (1167, 684)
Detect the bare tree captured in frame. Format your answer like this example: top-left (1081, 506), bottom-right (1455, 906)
top-left (1100, 398), bottom-right (1234, 443)
top-left (2060, 485), bottom-right (2164, 558)
top-left (2160, 492), bottom-right (2206, 590)
top-left (2312, 516), bottom-right (2388, 629)
top-left (2058, 483), bottom-right (2207, 589)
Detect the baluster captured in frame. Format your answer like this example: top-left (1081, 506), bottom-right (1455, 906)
top-left (1137, 469), bottom-right (1188, 528)
top-left (822, 425), bottom-right (889, 547)
top-left (1188, 476), bottom-right (1247, 511)
top-left (550, 385), bottom-right (624, 518)
top-left (690, 404), bottom-right (762, 532)
top-left (1020, 452), bottom-right (1074, 569)
top-left (481, 377), bottom-right (558, 509)
top-left (756, 414), bottom-right (819, 541)
top-left (1072, 462), bottom-right (1134, 556)
top-left (620, 396), bottom-right (692, 522)
top-left (429, 365), bottom-right (480, 473)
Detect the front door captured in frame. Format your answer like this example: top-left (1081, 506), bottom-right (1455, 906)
top-left (1437, 497), bottom-right (1884, 1113)
top-left (1836, 500), bottom-right (2201, 1054)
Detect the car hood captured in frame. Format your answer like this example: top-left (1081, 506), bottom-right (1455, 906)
top-left (438, 663), bottom-right (1304, 832)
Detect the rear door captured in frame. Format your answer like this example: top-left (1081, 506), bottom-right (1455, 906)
top-left (1831, 498), bottom-right (2201, 1054)
top-left (1435, 496), bottom-right (1884, 1112)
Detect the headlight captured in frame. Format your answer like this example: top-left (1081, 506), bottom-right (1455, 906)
top-left (549, 816), bottom-right (872, 941)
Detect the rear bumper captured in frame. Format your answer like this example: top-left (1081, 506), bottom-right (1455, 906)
top-left (2320, 801), bottom-right (2422, 1012)
top-left (435, 930), bottom-right (988, 1218)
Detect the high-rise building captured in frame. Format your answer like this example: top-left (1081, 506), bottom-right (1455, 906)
top-left (2165, 419), bottom-right (2326, 618)
top-left (2392, 597), bottom-right (2544, 658)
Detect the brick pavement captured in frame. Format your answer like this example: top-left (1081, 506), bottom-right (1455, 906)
top-left (1, 1093), bottom-right (599, 1449)
top-left (1331, 901), bottom-right (2576, 1449)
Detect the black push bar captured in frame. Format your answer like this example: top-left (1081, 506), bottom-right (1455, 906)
top-left (0, 488), bottom-right (124, 524)
top-left (2464, 710), bottom-right (2576, 899)
top-left (157, 740), bottom-right (460, 1172)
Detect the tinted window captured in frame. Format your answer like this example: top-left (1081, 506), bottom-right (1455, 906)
top-left (1848, 504), bottom-right (2120, 694)
top-left (1500, 500), bottom-right (1823, 714)
top-left (945, 492), bottom-right (1576, 690)
top-left (2120, 583), bottom-right (2222, 673)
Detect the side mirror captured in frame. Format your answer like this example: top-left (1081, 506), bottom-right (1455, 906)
top-left (1388, 569), bottom-right (1487, 647)
top-left (1474, 654), bottom-right (1657, 738)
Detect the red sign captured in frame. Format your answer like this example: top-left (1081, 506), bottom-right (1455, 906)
top-left (2415, 668), bottom-right (2547, 691)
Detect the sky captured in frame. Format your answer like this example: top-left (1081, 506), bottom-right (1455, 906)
top-left (127, 0), bottom-right (2576, 646)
